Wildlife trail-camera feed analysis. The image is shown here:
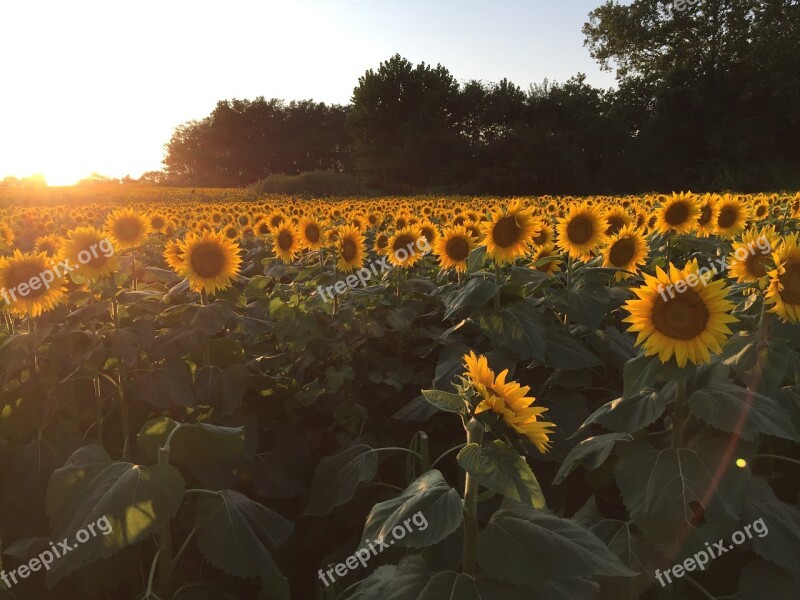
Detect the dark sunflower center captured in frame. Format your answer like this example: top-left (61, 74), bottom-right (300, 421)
top-left (606, 217), bottom-right (626, 236)
top-left (151, 216), bottom-right (165, 230)
top-left (82, 247), bottom-right (108, 269)
top-left (305, 224), bottom-right (320, 243)
top-left (270, 216), bottom-right (284, 228)
top-left (779, 263), bottom-right (800, 305)
top-left (190, 243), bottom-right (226, 279)
top-left (421, 227), bottom-right (435, 243)
top-left (533, 226), bottom-right (549, 245)
top-left (745, 253), bottom-right (769, 278)
top-left (492, 216), bottom-right (522, 248)
top-left (392, 234), bottom-right (416, 254)
top-left (257, 223), bottom-right (270, 235)
top-left (609, 238), bottom-right (636, 267)
top-left (445, 236), bottom-right (470, 261)
top-left (39, 242), bottom-right (57, 256)
top-left (376, 235), bottom-right (388, 250)
top-left (698, 205), bottom-right (712, 226)
top-left (277, 230), bottom-right (294, 252)
top-left (113, 217), bottom-right (144, 242)
top-left (342, 239), bottom-right (357, 262)
top-left (756, 205), bottom-right (767, 217)
top-left (651, 289), bottom-right (710, 340)
top-left (6, 262), bottom-right (50, 299)
top-left (566, 216), bottom-right (594, 245)
top-left (664, 202), bottom-right (689, 226)
top-left (718, 206), bottom-right (738, 229)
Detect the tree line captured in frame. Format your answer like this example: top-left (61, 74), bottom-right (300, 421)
top-left (158, 0), bottom-right (800, 194)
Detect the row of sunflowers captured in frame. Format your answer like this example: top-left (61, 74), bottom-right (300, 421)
top-left (0, 190), bottom-right (799, 599)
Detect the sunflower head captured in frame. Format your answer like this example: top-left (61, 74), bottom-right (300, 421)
top-left (729, 227), bottom-right (778, 289)
top-left (604, 207), bottom-right (632, 236)
top-left (336, 225), bottom-right (367, 272)
top-left (34, 234), bottom-right (63, 258)
top-left (164, 240), bottom-right (184, 273)
top-left (178, 230), bottom-right (242, 295)
top-left (61, 226), bottom-right (118, 280)
top-left (695, 194), bottom-right (720, 237)
top-left (433, 225), bottom-right (476, 273)
top-left (387, 227), bottom-right (427, 268)
top-left (715, 194), bottom-right (751, 239)
top-left (602, 225), bottom-right (649, 281)
top-left (482, 201), bottom-right (538, 265)
top-left (530, 244), bottom-right (563, 276)
top-left (767, 234), bottom-right (800, 323)
top-left (623, 262), bottom-right (738, 367)
top-left (463, 351), bottom-right (555, 453)
top-left (0, 249), bottom-right (66, 317)
top-left (655, 192), bottom-right (699, 235)
top-left (105, 208), bottom-right (151, 250)
top-left (300, 217), bottom-right (326, 250)
top-left (272, 223), bottom-right (301, 263)
top-left (556, 202), bottom-right (607, 260)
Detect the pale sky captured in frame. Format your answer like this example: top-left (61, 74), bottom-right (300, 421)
top-left (0, 0), bottom-right (618, 185)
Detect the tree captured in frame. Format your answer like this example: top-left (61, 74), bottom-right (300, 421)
top-left (583, 0), bottom-right (800, 190)
top-left (163, 98), bottom-right (350, 187)
top-left (349, 54), bottom-right (466, 191)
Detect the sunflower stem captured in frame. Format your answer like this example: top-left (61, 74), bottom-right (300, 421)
top-left (131, 252), bottom-right (138, 291)
top-left (493, 261), bottom-right (501, 310)
top-left (462, 418), bottom-right (484, 575)
top-left (94, 375), bottom-right (103, 442)
top-left (672, 378), bottom-right (688, 448)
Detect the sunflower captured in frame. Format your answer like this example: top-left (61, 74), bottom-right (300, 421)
top-left (604, 207), bottom-right (632, 236)
top-left (163, 240), bottom-right (184, 273)
top-left (555, 202), bottom-right (606, 260)
top-left (714, 195), bottom-right (750, 239)
top-left (434, 226), bottom-right (476, 273)
top-left (0, 222), bottom-right (14, 249)
top-left (387, 227), bottom-right (426, 268)
top-left (729, 227), bottom-right (777, 288)
top-left (222, 225), bottom-right (240, 240)
top-left (253, 218), bottom-right (271, 237)
top-left (482, 201), bottom-right (538, 265)
top-left (531, 217), bottom-right (554, 246)
top-left (530, 244), bottom-right (563, 277)
top-left (602, 225), bottom-right (649, 281)
top-left (655, 192), bottom-right (699, 235)
top-left (267, 211), bottom-right (286, 231)
top-left (418, 220), bottom-right (439, 248)
top-left (34, 234), bottom-right (63, 257)
top-left (299, 217), bottom-right (325, 250)
top-left (60, 226), bottom-right (118, 280)
top-left (149, 212), bottom-right (168, 233)
top-left (463, 352), bottom-right (555, 453)
top-left (271, 222), bottom-right (301, 263)
top-left (0, 250), bottom-right (66, 317)
top-left (104, 208), bottom-right (151, 250)
top-left (178, 231), bottom-right (242, 295)
top-left (623, 262), bottom-right (737, 367)
top-left (695, 194), bottom-right (719, 237)
top-left (336, 225), bottom-right (366, 272)
top-left (766, 234), bottom-right (800, 322)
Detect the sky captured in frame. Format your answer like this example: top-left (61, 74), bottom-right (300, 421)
top-left (0, 0), bottom-right (618, 185)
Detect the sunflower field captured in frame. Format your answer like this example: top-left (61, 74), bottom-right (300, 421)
top-left (1, 189), bottom-right (800, 600)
